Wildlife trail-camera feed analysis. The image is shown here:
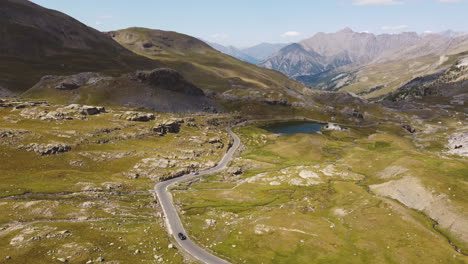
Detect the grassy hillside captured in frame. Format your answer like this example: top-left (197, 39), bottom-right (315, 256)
top-left (0, 0), bottom-right (158, 94)
top-left (174, 118), bottom-right (468, 264)
top-left (340, 52), bottom-right (465, 98)
top-left (311, 48), bottom-right (468, 99)
top-left (110, 28), bottom-right (306, 103)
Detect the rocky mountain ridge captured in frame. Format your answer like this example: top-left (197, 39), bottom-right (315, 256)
top-left (260, 28), bottom-right (468, 98)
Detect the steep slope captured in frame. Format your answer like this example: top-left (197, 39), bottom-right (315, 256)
top-left (321, 36), bottom-right (468, 98)
top-left (109, 28), bottom-right (307, 106)
top-left (207, 42), bottom-right (259, 64)
top-left (385, 55), bottom-right (468, 103)
top-left (261, 44), bottom-right (326, 77)
top-left (0, 0), bottom-right (158, 95)
top-left (242, 43), bottom-right (288, 61)
top-left (301, 28), bottom-right (421, 65)
top-left (261, 28), bottom-right (468, 99)
top-left (23, 69), bottom-right (215, 112)
top-left (260, 28), bottom-right (426, 79)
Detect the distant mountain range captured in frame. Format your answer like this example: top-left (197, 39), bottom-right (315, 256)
top-left (259, 28), bottom-right (468, 98)
top-left (206, 42), bottom-right (288, 64)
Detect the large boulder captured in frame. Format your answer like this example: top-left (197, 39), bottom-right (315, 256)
top-left (152, 119), bottom-right (184, 136)
top-left (401, 124), bottom-right (416, 134)
top-left (122, 111), bottom-right (155, 122)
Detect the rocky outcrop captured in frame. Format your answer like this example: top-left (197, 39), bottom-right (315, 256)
top-left (262, 99), bottom-right (291, 107)
top-left (121, 111), bottom-right (155, 122)
top-left (12, 101), bottom-right (48, 110)
top-left (0, 129), bottom-right (30, 139)
top-left (152, 119), bottom-right (184, 136)
top-left (131, 68), bottom-right (205, 96)
top-left (227, 166), bottom-right (243, 176)
top-left (25, 68), bottom-right (216, 113)
top-left (160, 168), bottom-right (191, 181)
top-left (40, 111), bottom-right (73, 121)
top-left (19, 143), bottom-right (71, 155)
top-left (0, 99), bottom-right (13, 108)
top-left (447, 131), bottom-right (468, 157)
top-left (64, 104), bottom-right (105, 115)
top-left (51, 73), bottom-right (104, 90)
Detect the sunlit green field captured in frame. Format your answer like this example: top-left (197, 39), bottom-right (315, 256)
top-left (174, 119), bottom-right (468, 264)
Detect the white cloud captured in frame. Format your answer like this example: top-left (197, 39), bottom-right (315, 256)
top-left (281, 31), bottom-right (301, 38)
top-left (353, 0), bottom-right (404, 6)
top-left (381, 25), bottom-right (409, 31)
top-left (95, 21), bottom-right (104, 25)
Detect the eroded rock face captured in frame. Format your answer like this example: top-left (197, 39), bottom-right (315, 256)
top-left (50, 73), bottom-right (104, 90)
top-left (132, 68), bottom-right (205, 96)
top-left (371, 177), bottom-right (468, 243)
top-left (122, 111), bottom-right (155, 122)
top-left (152, 119), bottom-right (184, 136)
top-left (19, 143), bottom-right (71, 155)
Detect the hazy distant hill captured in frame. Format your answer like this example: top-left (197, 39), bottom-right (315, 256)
top-left (206, 42), bottom-right (259, 64)
top-left (242, 43), bottom-right (288, 61)
top-left (206, 42), bottom-right (288, 64)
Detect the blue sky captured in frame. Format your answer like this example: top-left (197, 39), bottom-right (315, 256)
top-left (31, 0), bottom-right (468, 47)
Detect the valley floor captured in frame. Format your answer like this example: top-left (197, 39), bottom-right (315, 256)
top-left (173, 118), bottom-right (468, 263)
top-left (0, 99), bottom-right (234, 264)
top-left (0, 97), bottom-right (467, 264)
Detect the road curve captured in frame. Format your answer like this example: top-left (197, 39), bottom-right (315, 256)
top-left (155, 127), bottom-right (240, 264)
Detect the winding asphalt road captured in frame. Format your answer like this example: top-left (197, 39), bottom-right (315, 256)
top-left (154, 127), bottom-right (240, 264)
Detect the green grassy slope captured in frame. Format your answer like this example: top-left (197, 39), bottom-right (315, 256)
top-left (110, 28), bottom-right (306, 100)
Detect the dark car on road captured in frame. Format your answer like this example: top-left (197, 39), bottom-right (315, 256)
top-left (178, 232), bottom-right (187, 240)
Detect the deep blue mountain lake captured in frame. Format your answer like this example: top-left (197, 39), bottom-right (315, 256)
top-left (261, 121), bottom-right (323, 135)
